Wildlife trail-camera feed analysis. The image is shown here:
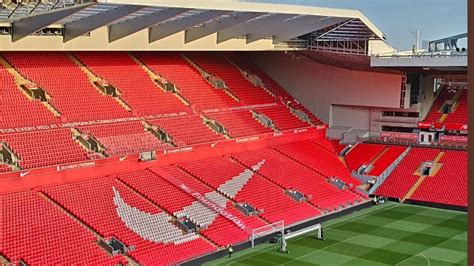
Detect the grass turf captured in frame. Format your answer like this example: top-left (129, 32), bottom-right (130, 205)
top-left (205, 202), bottom-right (467, 266)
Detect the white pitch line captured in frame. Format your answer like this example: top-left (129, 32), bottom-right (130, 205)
top-left (226, 204), bottom-right (399, 266)
top-left (281, 205), bottom-right (401, 265)
top-left (394, 229), bottom-right (467, 266)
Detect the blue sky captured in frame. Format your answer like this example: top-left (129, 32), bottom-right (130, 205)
top-left (242, 0), bottom-right (467, 50)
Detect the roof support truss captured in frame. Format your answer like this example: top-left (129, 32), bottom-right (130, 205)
top-left (273, 16), bottom-right (349, 42)
top-left (63, 4), bottom-right (144, 42)
top-left (246, 15), bottom-right (323, 44)
top-left (217, 13), bottom-right (296, 44)
top-left (184, 12), bottom-right (263, 43)
top-left (108, 8), bottom-right (189, 42)
top-left (149, 10), bottom-right (230, 43)
top-left (11, 2), bottom-right (94, 42)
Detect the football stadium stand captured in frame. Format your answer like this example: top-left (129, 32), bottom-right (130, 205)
top-left (345, 143), bottom-right (386, 172)
top-left (205, 110), bottom-right (274, 138)
top-left (179, 156), bottom-right (321, 225)
top-left (74, 52), bottom-right (190, 116)
top-left (1, 190), bottom-right (128, 265)
top-left (79, 121), bottom-right (171, 157)
top-left (410, 150), bottom-right (467, 206)
top-left (0, 129), bottom-right (89, 169)
top-left (232, 148), bottom-right (364, 211)
top-left (135, 52), bottom-right (241, 111)
top-left (275, 141), bottom-right (361, 186)
top-left (185, 52), bottom-right (276, 105)
top-left (3, 52), bottom-right (132, 122)
top-left (0, 63), bottom-right (59, 129)
top-left (421, 86), bottom-right (468, 129)
top-left (374, 147), bottom-right (467, 207)
top-left (119, 167), bottom-right (266, 247)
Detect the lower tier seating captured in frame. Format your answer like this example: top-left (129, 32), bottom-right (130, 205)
top-left (80, 121), bottom-right (171, 157)
top-left (0, 129), bottom-right (88, 169)
top-left (1, 190), bottom-right (126, 265)
top-left (232, 148), bottom-right (363, 212)
top-left (375, 147), bottom-right (440, 199)
top-left (345, 143), bottom-right (386, 172)
top-left (410, 150), bottom-right (467, 206)
top-left (42, 177), bottom-right (215, 265)
top-left (330, 140), bottom-right (347, 155)
top-left (311, 138), bottom-right (339, 154)
top-left (275, 141), bottom-right (360, 186)
top-left (118, 167), bottom-right (265, 247)
top-left (369, 145), bottom-right (406, 176)
top-left (179, 157), bottom-right (321, 225)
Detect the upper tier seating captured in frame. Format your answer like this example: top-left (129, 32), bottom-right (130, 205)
top-left (225, 53), bottom-right (292, 98)
top-left (75, 52), bottom-right (189, 116)
top-left (80, 121), bottom-right (171, 157)
top-left (42, 177), bottom-right (215, 265)
top-left (345, 143), bottom-right (386, 172)
top-left (369, 145), bottom-right (406, 176)
top-left (179, 157), bottom-right (320, 225)
top-left (445, 90), bottom-right (467, 124)
top-left (0, 64), bottom-right (59, 129)
top-left (375, 147), bottom-right (440, 199)
top-left (4, 52), bottom-right (131, 122)
top-left (0, 129), bottom-right (89, 169)
top-left (258, 105), bottom-right (310, 131)
top-left (410, 150), bottom-right (467, 206)
top-left (135, 52), bottom-right (240, 111)
top-left (275, 141), bottom-right (360, 186)
top-left (150, 115), bottom-right (225, 147)
top-left (1, 190), bottom-right (126, 265)
top-left (185, 52), bottom-right (276, 105)
top-left (119, 167), bottom-right (265, 247)
top-left (205, 110), bottom-right (273, 138)
top-left (423, 88), bottom-right (454, 123)
top-left (232, 148), bottom-right (363, 212)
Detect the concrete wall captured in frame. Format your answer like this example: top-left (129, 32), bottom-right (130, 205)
top-left (331, 105), bottom-right (371, 130)
top-left (253, 51), bottom-right (403, 125)
top-left (418, 75), bottom-right (437, 120)
top-left (0, 27), bottom-right (276, 51)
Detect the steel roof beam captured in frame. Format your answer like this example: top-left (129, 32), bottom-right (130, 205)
top-left (273, 17), bottom-right (348, 42)
top-left (246, 15), bottom-right (322, 44)
top-left (11, 2), bottom-right (94, 42)
top-left (149, 10), bottom-right (229, 43)
top-left (184, 12), bottom-right (262, 43)
top-left (217, 13), bottom-right (295, 44)
top-left (63, 4), bottom-right (144, 42)
top-left (108, 8), bottom-right (188, 42)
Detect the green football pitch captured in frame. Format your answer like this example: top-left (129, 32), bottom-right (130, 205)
top-left (206, 202), bottom-right (467, 266)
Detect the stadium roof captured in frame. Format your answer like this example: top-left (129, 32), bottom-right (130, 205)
top-left (0, 0), bottom-right (387, 51)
